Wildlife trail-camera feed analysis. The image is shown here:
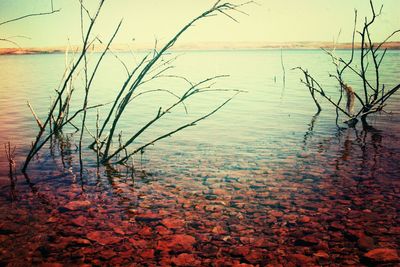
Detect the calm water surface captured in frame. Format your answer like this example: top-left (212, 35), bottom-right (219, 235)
top-left (1, 50), bottom-right (399, 175)
top-left (0, 50), bottom-right (399, 265)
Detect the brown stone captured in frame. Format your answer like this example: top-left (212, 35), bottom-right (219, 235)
top-left (63, 200), bottom-right (91, 211)
top-left (86, 231), bottom-right (122, 245)
top-left (70, 215), bottom-right (86, 227)
top-left (171, 253), bottom-right (201, 266)
top-left (157, 234), bottom-right (196, 252)
top-left (230, 246), bottom-right (250, 257)
top-left (100, 249), bottom-right (117, 260)
top-left (314, 251), bottom-right (329, 259)
top-left (161, 218), bottom-right (185, 229)
top-left (141, 249), bottom-right (155, 259)
top-left (362, 248), bottom-right (399, 264)
top-left (288, 254), bottom-right (314, 265)
top-left (298, 216), bottom-right (311, 223)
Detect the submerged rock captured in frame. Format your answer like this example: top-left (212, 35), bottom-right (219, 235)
top-left (157, 234), bottom-right (196, 252)
top-left (86, 231), bottom-right (122, 245)
top-left (362, 248), bottom-right (399, 264)
top-left (171, 253), bottom-right (201, 266)
top-left (288, 254), bottom-right (314, 265)
top-left (161, 218), bottom-right (185, 229)
top-left (62, 200), bottom-right (91, 211)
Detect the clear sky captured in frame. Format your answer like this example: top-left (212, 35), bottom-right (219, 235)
top-left (0, 0), bottom-right (399, 48)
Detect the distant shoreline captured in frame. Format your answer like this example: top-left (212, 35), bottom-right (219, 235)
top-left (1, 42), bottom-right (400, 55)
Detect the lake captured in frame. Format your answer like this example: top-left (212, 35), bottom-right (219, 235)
top-left (0, 49), bottom-right (399, 265)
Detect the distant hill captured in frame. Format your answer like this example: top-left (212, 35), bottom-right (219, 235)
top-left (1, 41), bottom-right (400, 55)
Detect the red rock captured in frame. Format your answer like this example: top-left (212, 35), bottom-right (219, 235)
top-left (232, 264), bottom-right (254, 267)
top-left (86, 231), bottom-right (122, 245)
top-left (128, 238), bottom-right (147, 248)
top-left (110, 257), bottom-right (125, 265)
top-left (139, 226), bottom-right (152, 236)
top-left (387, 227), bottom-right (400, 235)
top-left (240, 236), bottom-right (255, 245)
top-left (91, 259), bottom-right (102, 266)
top-left (46, 217), bottom-right (58, 223)
top-left (113, 227), bottom-right (125, 235)
top-left (212, 225), bottom-right (227, 235)
top-left (298, 216), bottom-right (311, 223)
top-left (141, 249), bottom-right (155, 259)
top-left (171, 253), bottom-right (201, 266)
top-left (63, 200), bottom-right (91, 211)
top-left (358, 235), bottom-right (375, 250)
top-left (314, 251), bottom-right (329, 259)
top-left (157, 234), bottom-right (196, 252)
top-left (245, 250), bottom-right (264, 263)
top-left (69, 238), bottom-right (91, 246)
top-left (283, 214), bottom-right (297, 222)
top-left (288, 254), bottom-right (314, 265)
top-left (71, 215), bottom-right (86, 227)
top-left (269, 210), bottom-right (284, 217)
top-left (213, 189), bottom-right (227, 195)
top-left (161, 218), bottom-right (185, 229)
top-left (156, 225), bottom-right (172, 236)
top-left (204, 205), bottom-right (223, 212)
top-left (100, 249), bottom-right (117, 259)
top-left (329, 221), bottom-right (345, 231)
top-left (363, 248), bottom-right (399, 263)
top-left (230, 246), bottom-right (250, 257)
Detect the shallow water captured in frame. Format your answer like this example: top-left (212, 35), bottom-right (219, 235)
top-left (0, 50), bottom-right (399, 266)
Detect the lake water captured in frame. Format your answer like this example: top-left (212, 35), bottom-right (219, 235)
top-left (0, 49), bottom-right (399, 265)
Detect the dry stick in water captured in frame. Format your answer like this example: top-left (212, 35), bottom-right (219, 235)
top-left (22, 0), bottom-right (106, 172)
top-left (5, 142), bottom-right (16, 178)
top-left (343, 84), bottom-right (355, 115)
top-left (100, 1), bottom-right (252, 161)
top-left (88, 55), bottom-right (150, 150)
top-left (280, 48), bottom-right (286, 87)
top-left (295, 67), bottom-right (352, 117)
top-left (296, 0), bottom-right (400, 128)
top-left (78, 0), bottom-right (123, 176)
top-left (96, 109), bottom-right (100, 177)
top-left (27, 101), bottom-right (44, 130)
top-left (5, 142), bottom-right (17, 200)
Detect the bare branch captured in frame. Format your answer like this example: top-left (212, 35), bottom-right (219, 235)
top-left (27, 101), bottom-right (44, 130)
top-left (0, 9), bottom-right (60, 27)
top-left (114, 94), bottom-right (238, 164)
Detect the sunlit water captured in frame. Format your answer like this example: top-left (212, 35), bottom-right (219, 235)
top-left (0, 50), bottom-right (399, 265)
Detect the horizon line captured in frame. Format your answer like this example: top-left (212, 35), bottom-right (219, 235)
top-left (1, 41), bottom-right (400, 55)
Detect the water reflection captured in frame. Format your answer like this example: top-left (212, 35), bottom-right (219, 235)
top-left (302, 111), bottom-right (320, 150)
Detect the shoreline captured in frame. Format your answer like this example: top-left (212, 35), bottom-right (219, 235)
top-left (1, 41), bottom-right (400, 55)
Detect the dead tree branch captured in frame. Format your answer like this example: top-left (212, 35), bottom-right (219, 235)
top-left (296, 0), bottom-right (399, 128)
top-left (100, 1), bottom-right (252, 162)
